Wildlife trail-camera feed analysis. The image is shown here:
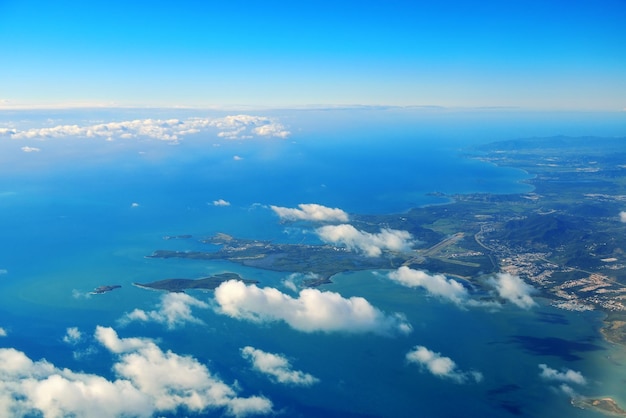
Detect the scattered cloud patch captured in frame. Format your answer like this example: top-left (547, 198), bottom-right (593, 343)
top-left (538, 364), bottom-right (586, 385)
top-left (62, 327), bottom-right (82, 345)
top-left (214, 280), bottom-right (412, 335)
top-left (71, 289), bottom-right (91, 299)
top-left (406, 346), bottom-right (483, 384)
top-left (0, 327), bottom-right (272, 417)
top-left (0, 327), bottom-right (6, 337)
top-left (316, 224), bottom-right (413, 257)
top-left (233, 155), bottom-right (243, 161)
top-left (620, 211), bottom-right (626, 222)
top-left (271, 203), bottom-right (349, 223)
top-left (20, 146), bottom-right (40, 152)
top-left (122, 293), bottom-right (209, 329)
top-left (5, 115), bottom-right (290, 143)
top-left (487, 273), bottom-right (537, 309)
top-left (388, 266), bottom-right (469, 306)
top-left (0, 269), bottom-right (7, 275)
top-left (131, 202), bottom-right (140, 208)
top-left (213, 199), bottom-right (231, 207)
top-left (241, 346), bottom-right (319, 386)
top-left (209, 115), bottom-right (290, 140)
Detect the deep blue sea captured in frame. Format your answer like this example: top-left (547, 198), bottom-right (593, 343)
top-left (0, 109), bottom-right (625, 417)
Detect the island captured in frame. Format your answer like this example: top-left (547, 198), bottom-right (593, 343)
top-left (573, 397), bottom-right (626, 417)
top-left (90, 285), bottom-right (121, 294)
top-left (134, 272), bottom-right (257, 292)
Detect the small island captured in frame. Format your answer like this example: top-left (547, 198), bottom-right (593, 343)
top-left (573, 396), bottom-right (626, 417)
top-left (134, 272), bottom-right (257, 292)
top-left (90, 285), bottom-right (121, 294)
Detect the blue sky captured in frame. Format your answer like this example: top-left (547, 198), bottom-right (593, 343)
top-left (0, 0), bottom-right (624, 109)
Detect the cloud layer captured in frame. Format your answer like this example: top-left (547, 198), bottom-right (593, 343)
top-left (0, 327), bottom-right (272, 417)
top-left (270, 203), bottom-right (349, 223)
top-left (1, 115), bottom-right (290, 142)
top-left (214, 280), bottom-right (411, 335)
top-left (406, 346), bottom-right (483, 384)
top-left (488, 273), bottom-right (537, 309)
top-left (316, 224), bottom-right (413, 257)
top-left (241, 346), bottom-right (319, 386)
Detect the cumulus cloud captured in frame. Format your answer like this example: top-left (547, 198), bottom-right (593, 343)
top-left (388, 266), bottom-right (469, 306)
top-left (214, 280), bottom-right (412, 335)
top-left (213, 199), bottom-right (231, 207)
top-left (122, 292), bottom-right (209, 329)
top-left (406, 346), bottom-right (483, 384)
top-left (62, 327), bottom-right (82, 345)
top-left (620, 211), bottom-right (626, 222)
top-left (241, 346), bottom-right (319, 386)
top-left (487, 273), bottom-right (537, 309)
top-left (5, 115), bottom-right (290, 142)
top-left (271, 203), bottom-right (349, 223)
top-left (131, 202), bottom-right (140, 208)
top-left (316, 224), bottom-right (414, 257)
top-left (538, 364), bottom-right (586, 385)
top-left (209, 115), bottom-right (290, 140)
top-left (20, 146), bottom-right (40, 152)
top-left (0, 327), bottom-right (272, 417)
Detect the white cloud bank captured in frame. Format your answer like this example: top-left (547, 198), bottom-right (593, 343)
top-left (1, 115), bottom-right (290, 142)
top-left (271, 203), bottom-right (349, 223)
top-left (241, 346), bottom-right (319, 386)
top-left (406, 346), bottom-right (483, 384)
top-left (620, 211), bottom-right (626, 222)
top-left (0, 327), bottom-right (272, 418)
top-left (488, 273), bottom-right (537, 309)
top-left (316, 224), bottom-right (414, 257)
top-left (122, 292), bottom-right (209, 329)
top-left (214, 280), bottom-right (411, 335)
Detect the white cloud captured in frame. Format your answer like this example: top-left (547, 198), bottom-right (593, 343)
top-left (538, 364), bottom-right (586, 385)
top-left (620, 211), bottom-right (626, 222)
top-left (233, 155), bottom-right (243, 161)
top-left (5, 115), bottom-right (290, 142)
top-left (271, 203), bottom-right (349, 223)
top-left (0, 327), bottom-right (272, 417)
top-left (131, 202), bottom-right (140, 208)
top-left (213, 199), bottom-right (231, 207)
top-left (316, 224), bottom-right (414, 257)
top-left (20, 146), bottom-right (40, 152)
top-left (214, 280), bottom-right (412, 335)
top-left (406, 346), bottom-right (483, 384)
top-left (121, 292), bottom-right (209, 329)
top-left (241, 346), bottom-right (319, 386)
top-left (0, 328), bottom-right (6, 337)
top-left (94, 327), bottom-right (273, 416)
top-left (388, 266), bottom-right (469, 306)
top-left (62, 327), bottom-right (82, 345)
top-left (487, 273), bottom-right (537, 309)
top-left (209, 115), bottom-right (290, 140)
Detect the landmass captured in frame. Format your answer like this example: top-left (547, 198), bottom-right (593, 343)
top-left (90, 285), bottom-right (121, 294)
top-left (573, 396), bottom-right (626, 417)
top-left (147, 136), bottom-right (626, 344)
top-left (134, 272), bottom-right (257, 292)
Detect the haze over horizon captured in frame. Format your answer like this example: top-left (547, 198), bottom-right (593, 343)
top-left (0, 0), bottom-right (624, 110)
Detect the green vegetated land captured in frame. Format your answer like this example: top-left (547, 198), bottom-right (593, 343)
top-left (147, 137), bottom-right (626, 344)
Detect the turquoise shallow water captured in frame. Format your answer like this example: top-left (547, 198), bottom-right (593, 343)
top-left (0, 118), bottom-right (623, 417)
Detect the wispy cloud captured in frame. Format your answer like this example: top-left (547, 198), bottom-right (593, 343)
top-left (121, 292), bottom-right (209, 329)
top-left (241, 346), bottom-right (319, 386)
top-left (487, 273), bottom-right (537, 309)
top-left (20, 146), bottom-right (40, 152)
top-left (620, 211), bottom-right (626, 222)
top-left (538, 364), bottom-right (586, 385)
top-left (271, 203), bottom-right (349, 223)
top-left (316, 224), bottom-right (413, 257)
top-left (62, 327), bottom-right (82, 344)
top-left (214, 280), bottom-right (412, 335)
top-left (406, 345), bottom-right (483, 384)
top-left (0, 327), bottom-right (6, 337)
top-left (1, 115), bottom-right (290, 142)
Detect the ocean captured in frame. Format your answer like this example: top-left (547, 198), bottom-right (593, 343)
top-left (0, 109), bottom-right (624, 417)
